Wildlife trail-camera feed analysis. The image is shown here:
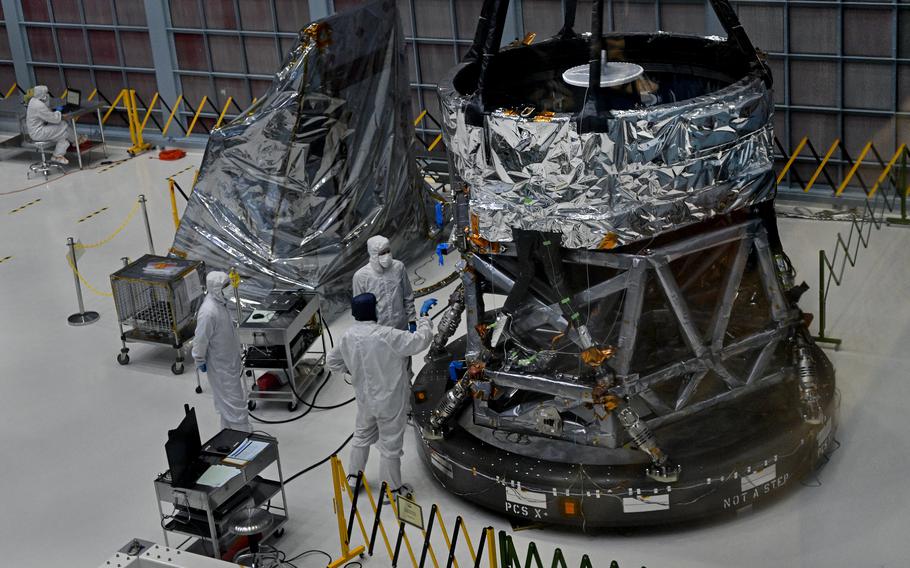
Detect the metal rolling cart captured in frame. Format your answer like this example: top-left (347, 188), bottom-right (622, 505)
top-left (111, 255), bottom-right (205, 375)
top-left (238, 291), bottom-right (326, 411)
top-left (154, 432), bottom-right (289, 559)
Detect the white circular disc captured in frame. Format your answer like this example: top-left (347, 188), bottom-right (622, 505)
top-left (562, 61), bottom-right (644, 88)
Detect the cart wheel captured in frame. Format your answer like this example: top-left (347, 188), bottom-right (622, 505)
top-left (288, 401), bottom-right (298, 412)
top-left (195, 385), bottom-right (203, 394)
top-left (274, 527), bottom-right (285, 538)
top-left (246, 370), bottom-right (253, 377)
top-left (117, 353), bottom-right (130, 365)
top-left (248, 400), bottom-right (257, 411)
top-left (171, 362), bottom-right (184, 375)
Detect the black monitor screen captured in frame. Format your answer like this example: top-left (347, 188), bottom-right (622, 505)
top-left (165, 404), bottom-right (202, 488)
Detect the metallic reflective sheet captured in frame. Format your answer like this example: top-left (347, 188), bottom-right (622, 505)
top-left (170, 0), bottom-right (424, 302)
top-left (440, 69), bottom-right (775, 249)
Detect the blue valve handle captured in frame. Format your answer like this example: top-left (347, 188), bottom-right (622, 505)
top-left (420, 298), bottom-right (438, 316)
top-left (435, 202), bottom-right (444, 228)
top-left (436, 243), bottom-right (450, 266)
top-left (448, 360), bottom-right (466, 382)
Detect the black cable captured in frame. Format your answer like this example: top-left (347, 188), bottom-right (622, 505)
top-left (286, 549), bottom-right (333, 564)
top-left (284, 432), bottom-right (354, 485)
top-left (296, 396), bottom-right (355, 410)
top-left (320, 312), bottom-right (335, 348)
top-left (286, 370), bottom-right (355, 410)
top-left (248, 369), bottom-right (333, 424)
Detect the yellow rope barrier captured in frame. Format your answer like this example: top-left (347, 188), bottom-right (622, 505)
top-left (66, 254), bottom-right (113, 297)
top-left (74, 200), bottom-right (141, 250)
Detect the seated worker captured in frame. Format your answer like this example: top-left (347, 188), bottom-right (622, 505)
top-left (326, 292), bottom-right (437, 500)
top-left (25, 85), bottom-right (85, 165)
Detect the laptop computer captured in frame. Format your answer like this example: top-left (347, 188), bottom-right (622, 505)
top-left (61, 88), bottom-right (81, 113)
top-left (165, 404), bottom-right (208, 488)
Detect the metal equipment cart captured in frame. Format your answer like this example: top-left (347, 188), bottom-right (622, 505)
top-left (238, 291), bottom-right (326, 411)
top-left (154, 431), bottom-right (289, 559)
top-left (111, 254), bottom-right (205, 375)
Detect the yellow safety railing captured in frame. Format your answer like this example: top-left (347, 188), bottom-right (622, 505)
top-left (185, 95), bottom-right (208, 138)
top-left (330, 455), bottom-right (456, 568)
top-left (161, 94), bottom-right (184, 137)
top-left (215, 96), bottom-right (233, 128)
top-left (328, 455), bottom-right (619, 568)
top-left (870, 144), bottom-right (907, 198)
top-left (836, 141), bottom-right (873, 196)
top-left (776, 136), bottom-right (808, 185)
top-left (776, 136), bottom-right (910, 199)
top-left (4, 82), bottom-right (449, 157)
top-left (413, 108), bottom-right (446, 154)
top-left (803, 139), bottom-right (840, 193)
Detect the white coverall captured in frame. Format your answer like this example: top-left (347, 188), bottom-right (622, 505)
top-left (326, 317), bottom-right (434, 489)
top-left (352, 236), bottom-right (416, 331)
top-left (26, 86), bottom-right (75, 157)
top-left (192, 271), bottom-right (251, 432)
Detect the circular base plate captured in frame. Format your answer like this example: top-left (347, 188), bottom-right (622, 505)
top-left (562, 61), bottom-right (644, 87)
top-left (412, 338), bottom-right (838, 528)
top-left (68, 311), bottom-right (100, 326)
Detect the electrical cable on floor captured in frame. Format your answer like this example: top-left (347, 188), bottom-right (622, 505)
top-left (248, 369), bottom-right (333, 424)
top-left (284, 432), bottom-right (354, 485)
top-left (285, 549), bottom-right (333, 564)
top-left (286, 369), bottom-right (354, 410)
top-left (1, 155), bottom-right (133, 196)
top-left (0, 169), bottom-right (76, 195)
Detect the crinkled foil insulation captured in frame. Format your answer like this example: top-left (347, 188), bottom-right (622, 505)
top-left (439, 37), bottom-right (775, 249)
top-left (171, 0), bottom-right (425, 305)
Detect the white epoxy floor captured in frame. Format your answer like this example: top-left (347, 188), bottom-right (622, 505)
top-left (1, 143), bottom-right (909, 567)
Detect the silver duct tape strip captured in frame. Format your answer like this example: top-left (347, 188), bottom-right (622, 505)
top-left (440, 73), bottom-right (774, 249)
top-left (171, 0), bottom-right (423, 303)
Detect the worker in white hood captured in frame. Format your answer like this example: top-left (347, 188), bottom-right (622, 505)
top-left (192, 271), bottom-right (250, 432)
top-left (25, 85), bottom-right (83, 165)
top-left (353, 235), bottom-right (416, 331)
top-left (327, 292), bottom-right (437, 497)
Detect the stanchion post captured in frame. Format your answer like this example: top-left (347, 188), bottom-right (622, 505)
top-left (168, 179), bottom-right (180, 230)
top-left (138, 194), bottom-right (155, 254)
top-left (67, 237), bottom-right (100, 326)
top-left (230, 267), bottom-right (242, 324)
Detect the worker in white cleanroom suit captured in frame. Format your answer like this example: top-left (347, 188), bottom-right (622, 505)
top-left (192, 271), bottom-right (251, 432)
top-left (25, 85), bottom-right (82, 165)
top-left (353, 235), bottom-right (417, 332)
top-left (327, 293), bottom-right (437, 497)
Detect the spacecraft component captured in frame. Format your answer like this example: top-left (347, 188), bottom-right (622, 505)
top-left (169, 0), bottom-right (425, 306)
top-left (412, 0), bottom-right (837, 528)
